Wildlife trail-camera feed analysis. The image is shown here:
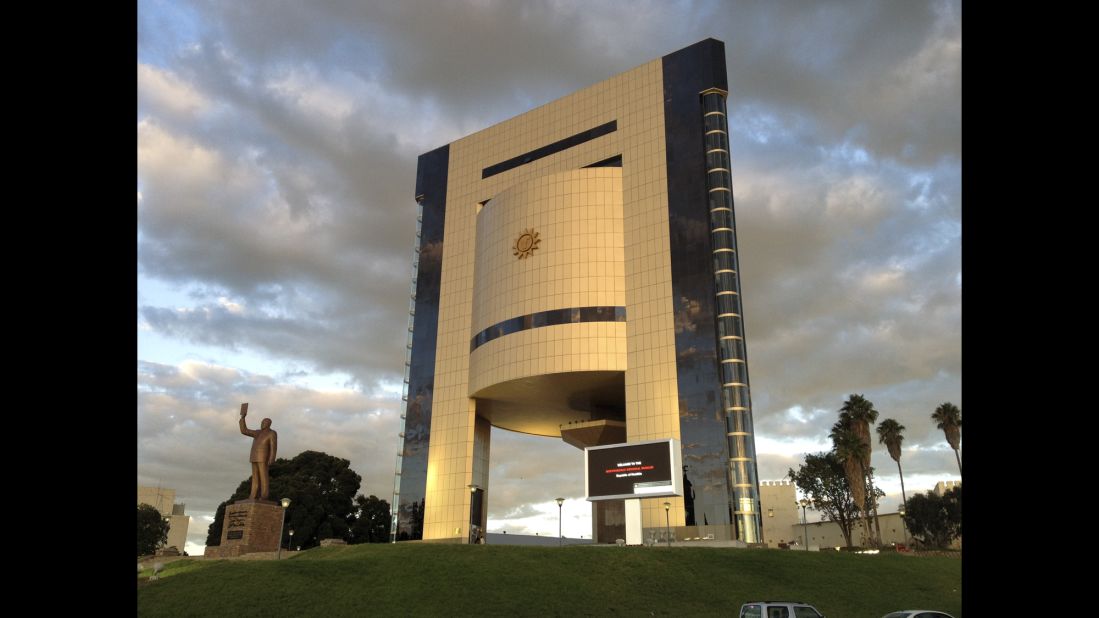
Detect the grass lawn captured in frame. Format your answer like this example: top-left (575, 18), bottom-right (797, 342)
top-left (137, 544), bottom-right (961, 617)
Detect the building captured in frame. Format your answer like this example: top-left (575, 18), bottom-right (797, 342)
top-left (137, 486), bottom-right (190, 553)
top-left (758, 480), bottom-right (799, 548)
top-left (790, 512), bottom-right (910, 550)
top-left (391, 39), bottom-right (762, 544)
top-left (758, 478), bottom-right (962, 550)
top-left (933, 480), bottom-right (961, 496)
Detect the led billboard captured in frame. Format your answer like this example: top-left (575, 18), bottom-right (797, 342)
top-left (585, 438), bottom-right (683, 501)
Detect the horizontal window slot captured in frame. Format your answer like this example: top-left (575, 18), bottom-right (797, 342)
top-left (470, 305), bottom-right (626, 352)
top-left (482, 120), bottom-right (617, 179)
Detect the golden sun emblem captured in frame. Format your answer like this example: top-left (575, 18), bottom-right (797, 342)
top-left (513, 228), bottom-right (541, 259)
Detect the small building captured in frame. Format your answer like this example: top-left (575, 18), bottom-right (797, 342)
top-left (138, 486), bottom-right (190, 554)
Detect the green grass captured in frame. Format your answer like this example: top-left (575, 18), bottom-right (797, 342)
top-left (137, 544), bottom-right (961, 617)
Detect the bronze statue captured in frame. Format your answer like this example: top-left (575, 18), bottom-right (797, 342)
top-left (238, 403), bottom-right (278, 500)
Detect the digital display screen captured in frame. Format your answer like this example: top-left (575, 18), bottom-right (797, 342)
top-left (585, 439), bottom-right (682, 501)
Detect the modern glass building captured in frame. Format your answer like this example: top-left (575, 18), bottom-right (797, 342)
top-left (391, 38), bottom-right (761, 544)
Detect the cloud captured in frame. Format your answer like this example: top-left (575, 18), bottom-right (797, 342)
top-left (137, 360), bottom-right (401, 522)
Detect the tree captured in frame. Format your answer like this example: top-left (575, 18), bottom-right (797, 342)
top-left (138, 504), bottom-right (169, 556)
top-left (902, 486), bottom-right (962, 549)
top-left (877, 418), bottom-right (908, 512)
top-left (839, 394), bottom-right (881, 544)
top-left (206, 450), bottom-right (362, 550)
top-left (788, 452), bottom-right (863, 548)
top-left (932, 402), bottom-right (962, 474)
top-left (830, 422), bottom-right (872, 545)
top-left (350, 495), bottom-right (392, 544)
top-left (206, 500), bottom-right (229, 547)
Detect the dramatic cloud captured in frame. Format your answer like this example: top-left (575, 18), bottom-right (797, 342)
top-left (137, 0), bottom-right (961, 548)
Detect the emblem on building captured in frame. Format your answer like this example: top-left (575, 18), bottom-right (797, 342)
top-left (513, 228), bottom-right (540, 259)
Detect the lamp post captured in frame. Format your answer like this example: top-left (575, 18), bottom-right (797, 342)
top-left (467, 484), bottom-right (481, 544)
top-left (288, 529), bottom-right (294, 553)
top-left (798, 498), bottom-right (809, 551)
top-left (663, 501), bottom-right (671, 547)
top-left (556, 497), bottom-right (564, 546)
top-left (277, 497), bottom-right (291, 560)
top-left (898, 505), bottom-right (908, 547)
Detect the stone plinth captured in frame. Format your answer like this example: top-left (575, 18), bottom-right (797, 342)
top-left (204, 499), bottom-right (285, 558)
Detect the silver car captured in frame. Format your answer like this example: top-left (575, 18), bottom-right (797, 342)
top-left (879, 607), bottom-right (958, 611)
top-left (739, 601), bottom-right (825, 618)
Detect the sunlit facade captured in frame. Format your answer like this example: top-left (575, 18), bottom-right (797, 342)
top-left (391, 39), bottom-right (761, 543)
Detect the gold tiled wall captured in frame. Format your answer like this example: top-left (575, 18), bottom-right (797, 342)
top-left (471, 168), bottom-right (624, 334)
top-left (468, 168), bottom-right (626, 394)
top-left (424, 59), bottom-right (685, 540)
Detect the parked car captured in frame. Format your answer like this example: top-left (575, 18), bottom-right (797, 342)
top-left (739, 601), bottom-right (825, 617)
top-left (879, 607), bottom-right (958, 611)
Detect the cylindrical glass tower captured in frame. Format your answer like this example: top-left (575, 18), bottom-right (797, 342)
top-left (701, 88), bottom-right (760, 543)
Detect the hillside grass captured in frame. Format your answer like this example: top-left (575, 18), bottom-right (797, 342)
top-left (137, 544), bottom-right (961, 617)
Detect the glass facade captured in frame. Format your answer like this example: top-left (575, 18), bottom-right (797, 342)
top-left (701, 89), bottom-right (760, 543)
top-left (662, 40), bottom-right (760, 540)
top-left (661, 41), bottom-right (735, 530)
top-left (391, 145), bottom-right (449, 541)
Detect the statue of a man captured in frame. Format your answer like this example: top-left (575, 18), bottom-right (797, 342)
top-left (238, 403), bottom-right (278, 500)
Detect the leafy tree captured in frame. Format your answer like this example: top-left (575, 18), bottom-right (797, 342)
top-left (788, 452), bottom-right (863, 548)
top-left (350, 495), bottom-right (392, 544)
top-left (138, 504), bottom-right (169, 556)
top-left (205, 500), bottom-right (229, 547)
top-left (932, 402), bottom-right (962, 474)
top-left (903, 486), bottom-right (962, 549)
top-left (877, 418), bottom-right (908, 512)
top-left (206, 450), bottom-right (362, 550)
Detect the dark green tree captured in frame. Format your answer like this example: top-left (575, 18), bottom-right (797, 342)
top-left (902, 486), bottom-right (962, 549)
top-left (877, 418), bottom-right (908, 512)
top-left (932, 402), bottom-right (962, 475)
top-left (138, 504), bottom-right (170, 556)
top-left (788, 452), bottom-right (864, 548)
top-left (206, 450), bottom-right (362, 550)
top-left (839, 394), bottom-right (882, 544)
top-left (350, 495), bottom-right (392, 544)
top-left (830, 422), bottom-right (872, 545)
top-left (205, 500), bottom-right (229, 547)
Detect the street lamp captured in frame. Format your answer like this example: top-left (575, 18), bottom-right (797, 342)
top-left (556, 497), bottom-right (564, 546)
top-left (663, 502), bottom-right (672, 547)
top-left (277, 497), bottom-right (291, 560)
top-left (288, 529), bottom-right (294, 553)
top-left (798, 498), bottom-right (810, 551)
top-left (467, 484), bottom-right (481, 544)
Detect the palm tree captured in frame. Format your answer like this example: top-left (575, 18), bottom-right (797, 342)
top-left (840, 394), bottom-right (881, 544)
top-left (830, 421), bottom-right (871, 546)
top-left (932, 402), bottom-right (962, 474)
top-left (876, 418), bottom-right (908, 511)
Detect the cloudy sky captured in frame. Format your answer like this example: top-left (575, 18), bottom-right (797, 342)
top-left (137, 0), bottom-right (961, 554)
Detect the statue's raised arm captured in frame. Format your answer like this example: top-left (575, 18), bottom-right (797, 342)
top-left (239, 402), bottom-right (258, 437)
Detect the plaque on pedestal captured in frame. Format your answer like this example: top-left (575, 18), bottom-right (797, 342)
top-left (204, 499), bottom-right (285, 558)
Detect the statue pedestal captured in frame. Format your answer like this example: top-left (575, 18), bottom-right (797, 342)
top-left (204, 499), bottom-right (285, 558)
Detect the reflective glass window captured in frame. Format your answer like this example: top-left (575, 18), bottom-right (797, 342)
top-left (713, 251), bottom-right (736, 272)
top-left (716, 294), bottom-right (739, 316)
top-left (710, 207), bottom-right (732, 229)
